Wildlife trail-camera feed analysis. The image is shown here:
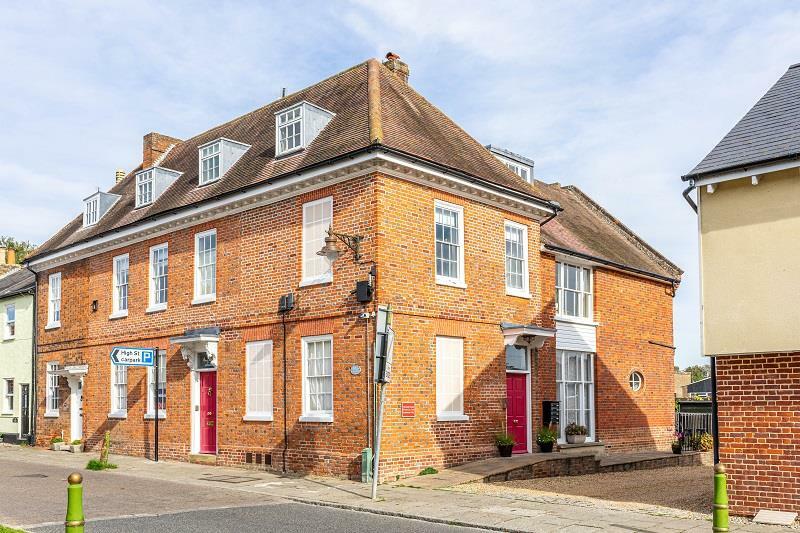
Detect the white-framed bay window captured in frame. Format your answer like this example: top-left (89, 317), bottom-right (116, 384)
top-left (556, 261), bottom-right (593, 319)
top-left (556, 350), bottom-right (594, 442)
top-left (435, 200), bottom-right (465, 288)
top-left (46, 272), bottom-right (61, 329)
top-left (109, 363), bottom-right (127, 418)
top-left (146, 351), bottom-right (167, 419)
top-left (436, 336), bottom-right (468, 421)
top-left (147, 243), bottom-right (168, 312)
top-left (110, 254), bottom-right (129, 318)
top-left (193, 229), bottom-right (217, 304)
top-left (3, 303), bottom-right (15, 340)
top-left (301, 197), bottom-right (333, 286)
top-left (300, 335), bottom-right (333, 422)
top-left (244, 340), bottom-right (273, 421)
top-left (2, 379), bottom-right (13, 414)
top-left (505, 221), bottom-right (529, 297)
top-left (45, 362), bottom-right (60, 417)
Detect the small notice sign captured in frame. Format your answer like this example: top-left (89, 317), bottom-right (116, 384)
top-left (401, 402), bottom-right (415, 418)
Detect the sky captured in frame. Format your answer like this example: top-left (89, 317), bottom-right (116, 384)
top-left (2, 1), bottom-right (800, 368)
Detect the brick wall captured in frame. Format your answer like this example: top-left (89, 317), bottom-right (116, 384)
top-left (716, 352), bottom-right (800, 516)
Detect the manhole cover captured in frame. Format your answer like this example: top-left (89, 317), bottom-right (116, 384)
top-left (202, 475), bottom-right (261, 484)
top-left (14, 474), bottom-right (47, 478)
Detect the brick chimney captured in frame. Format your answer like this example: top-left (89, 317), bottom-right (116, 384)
top-left (143, 132), bottom-right (182, 168)
top-left (383, 52), bottom-right (410, 84)
top-left (115, 169), bottom-right (126, 183)
top-left (6, 248), bottom-right (15, 265)
top-left (0, 247), bottom-right (6, 265)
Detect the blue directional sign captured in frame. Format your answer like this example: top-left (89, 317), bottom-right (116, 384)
top-left (110, 346), bottom-right (156, 367)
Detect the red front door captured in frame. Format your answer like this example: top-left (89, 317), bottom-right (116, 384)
top-left (200, 372), bottom-right (217, 454)
top-left (506, 373), bottom-right (528, 453)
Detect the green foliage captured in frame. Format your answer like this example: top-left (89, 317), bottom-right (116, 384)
top-left (0, 524), bottom-right (26, 533)
top-left (50, 436), bottom-right (63, 444)
top-left (86, 459), bottom-right (117, 471)
top-left (418, 467), bottom-right (438, 476)
top-left (495, 432), bottom-right (516, 446)
top-left (0, 236), bottom-right (36, 263)
top-left (683, 364), bottom-right (710, 382)
top-left (536, 426), bottom-right (558, 444)
top-left (565, 423), bottom-right (587, 436)
top-left (687, 432), bottom-right (713, 452)
top-left (71, 439), bottom-right (82, 445)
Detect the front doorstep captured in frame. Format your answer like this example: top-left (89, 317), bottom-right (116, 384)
top-left (558, 441), bottom-right (606, 458)
top-left (189, 453), bottom-right (217, 466)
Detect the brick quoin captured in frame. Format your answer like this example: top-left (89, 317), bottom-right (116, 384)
top-left (35, 171), bottom-right (677, 481)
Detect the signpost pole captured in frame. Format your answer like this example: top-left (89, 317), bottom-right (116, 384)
top-left (371, 383), bottom-right (387, 501)
top-left (371, 306), bottom-right (393, 501)
top-left (153, 348), bottom-right (159, 463)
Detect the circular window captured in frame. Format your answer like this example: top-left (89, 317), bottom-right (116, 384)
top-left (629, 371), bottom-right (643, 391)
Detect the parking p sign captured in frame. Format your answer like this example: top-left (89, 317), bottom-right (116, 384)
top-left (110, 346), bottom-right (156, 367)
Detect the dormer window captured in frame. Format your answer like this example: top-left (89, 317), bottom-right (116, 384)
top-left (136, 170), bottom-right (154, 207)
top-left (504, 161), bottom-right (530, 182)
top-left (197, 138), bottom-right (249, 186)
top-left (486, 145), bottom-right (534, 184)
top-left (84, 197), bottom-right (99, 226)
top-left (274, 102), bottom-right (334, 157)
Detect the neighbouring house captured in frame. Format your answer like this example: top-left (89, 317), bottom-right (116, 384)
top-left (26, 54), bottom-right (680, 481)
top-left (686, 377), bottom-right (711, 399)
top-left (0, 265), bottom-right (36, 443)
top-left (682, 62), bottom-right (800, 515)
top-left (675, 370), bottom-right (692, 398)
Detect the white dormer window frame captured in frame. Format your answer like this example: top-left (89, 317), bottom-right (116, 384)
top-left (199, 141), bottom-right (221, 185)
top-left (276, 105), bottom-right (304, 156)
top-left (136, 170), bottom-right (154, 207)
top-left (84, 196), bottom-right (99, 227)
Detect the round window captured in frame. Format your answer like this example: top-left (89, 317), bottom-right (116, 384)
top-left (629, 371), bottom-right (643, 392)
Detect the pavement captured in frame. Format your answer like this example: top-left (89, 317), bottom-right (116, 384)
top-left (0, 445), bottom-right (792, 532)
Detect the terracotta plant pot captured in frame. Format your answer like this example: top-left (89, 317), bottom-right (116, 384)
top-left (498, 444), bottom-right (514, 457)
top-left (538, 441), bottom-right (554, 453)
top-left (566, 435), bottom-right (587, 444)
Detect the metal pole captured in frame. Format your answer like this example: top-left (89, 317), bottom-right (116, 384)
top-left (154, 348), bottom-right (159, 463)
top-left (711, 356), bottom-right (719, 464)
top-left (371, 382), bottom-right (387, 500)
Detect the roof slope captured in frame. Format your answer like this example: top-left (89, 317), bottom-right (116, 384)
top-left (30, 59), bottom-right (544, 261)
top-left (0, 267), bottom-right (35, 299)
top-left (537, 180), bottom-right (681, 282)
top-left (685, 63), bottom-right (800, 178)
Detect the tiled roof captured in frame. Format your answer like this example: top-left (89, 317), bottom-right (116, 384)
top-left (537, 181), bottom-right (681, 282)
top-left (30, 59), bottom-right (548, 261)
top-left (685, 63), bottom-right (800, 178)
top-left (0, 264), bottom-right (18, 279)
top-left (0, 267), bottom-right (35, 299)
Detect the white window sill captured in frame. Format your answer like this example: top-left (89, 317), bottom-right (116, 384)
top-left (555, 315), bottom-right (599, 327)
top-left (299, 275), bottom-right (333, 288)
top-left (2, 336), bottom-right (14, 342)
top-left (144, 412), bottom-right (166, 420)
top-left (276, 146), bottom-right (305, 159)
top-left (109, 310), bottom-right (128, 320)
top-left (191, 295), bottom-right (216, 305)
top-left (108, 411), bottom-right (128, 419)
top-left (198, 177), bottom-right (221, 187)
top-left (1, 411), bottom-right (13, 416)
top-left (44, 411), bottom-right (59, 418)
top-left (45, 322), bottom-right (61, 331)
top-left (436, 277), bottom-right (467, 289)
top-left (243, 414), bottom-right (274, 422)
top-left (299, 414), bottom-right (333, 423)
top-left (437, 414), bottom-right (470, 422)
top-left (506, 289), bottom-right (531, 299)
top-left (146, 304), bottom-right (167, 314)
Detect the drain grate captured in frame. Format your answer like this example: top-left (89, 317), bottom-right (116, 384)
top-left (202, 475), bottom-right (261, 484)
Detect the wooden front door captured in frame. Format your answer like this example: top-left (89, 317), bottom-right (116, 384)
top-left (506, 373), bottom-right (528, 453)
top-left (199, 372), bottom-right (217, 454)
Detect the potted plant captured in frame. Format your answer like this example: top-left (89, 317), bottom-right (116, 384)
top-left (496, 432), bottom-right (516, 457)
top-left (565, 423), bottom-right (588, 444)
top-left (537, 426), bottom-right (558, 453)
top-left (69, 439), bottom-right (83, 453)
top-left (671, 431), bottom-right (683, 454)
top-left (50, 436), bottom-right (64, 451)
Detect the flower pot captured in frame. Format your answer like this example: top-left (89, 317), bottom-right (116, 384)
top-left (69, 444), bottom-right (84, 454)
top-left (538, 441), bottom-right (554, 453)
top-left (498, 444), bottom-right (514, 457)
top-left (566, 435), bottom-right (586, 444)
top-left (50, 443), bottom-right (61, 451)
top-left (672, 443), bottom-right (682, 455)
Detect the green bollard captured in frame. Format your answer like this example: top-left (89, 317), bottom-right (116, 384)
top-left (713, 463), bottom-right (729, 533)
top-left (65, 472), bottom-right (85, 533)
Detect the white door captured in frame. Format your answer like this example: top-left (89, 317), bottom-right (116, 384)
top-left (69, 379), bottom-right (83, 442)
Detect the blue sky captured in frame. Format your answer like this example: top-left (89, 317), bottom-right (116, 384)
top-left (2, 1), bottom-right (800, 367)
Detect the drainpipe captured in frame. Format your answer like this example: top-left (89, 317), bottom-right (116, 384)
top-left (29, 281), bottom-right (37, 445)
top-left (711, 356), bottom-right (720, 464)
top-left (682, 181), bottom-right (697, 213)
top-left (540, 201), bottom-right (562, 226)
top-left (281, 312), bottom-right (288, 473)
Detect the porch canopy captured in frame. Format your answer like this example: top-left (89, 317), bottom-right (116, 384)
top-left (501, 322), bottom-right (555, 349)
top-left (170, 327), bottom-right (220, 370)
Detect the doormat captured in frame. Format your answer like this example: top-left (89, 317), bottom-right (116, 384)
top-left (202, 475), bottom-right (261, 484)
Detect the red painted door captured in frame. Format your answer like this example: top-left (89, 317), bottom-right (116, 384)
top-left (506, 373), bottom-right (528, 453)
top-left (200, 372), bottom-right (217, 454)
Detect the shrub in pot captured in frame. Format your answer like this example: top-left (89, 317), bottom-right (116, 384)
top-left (537, 426), bottom-right (558, 453)
top-left (671, 431), bottom-right (683, 454)
top-left (496, 432), bottom-right (516, 457)
top-left (50, 436), bottom-right (64, 451)
top-left (565, 423), bottom-right (588, 444)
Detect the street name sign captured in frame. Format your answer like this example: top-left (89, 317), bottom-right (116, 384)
top-left (110, 346), bottom-right (156, 367)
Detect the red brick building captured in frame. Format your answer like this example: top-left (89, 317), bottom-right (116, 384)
top-left (27, 55), bottom-right (680, 480)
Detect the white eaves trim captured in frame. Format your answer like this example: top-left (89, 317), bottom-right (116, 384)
top-left (692, 159), bottom-right (800, 188)
top-left (27, 151), bottom-right (556, 271)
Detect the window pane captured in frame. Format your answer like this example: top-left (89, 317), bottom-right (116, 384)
top-left (505, 345), bottom-right (527, 371)
top-left (435, 205), bottom-right (461, 281)
top-left (302, 198), bottom-right (332, 282)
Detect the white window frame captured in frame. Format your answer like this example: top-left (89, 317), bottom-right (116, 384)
top-left (192, 229), bottom-right (217, 305)
top-left (109, 363), bottom-right (127, 418)
top-left (244, 340), bottom-right (274, 422)
top-left (436, 336), bottom-right (469, 421)
top-left (629, 371), bottom-right (644, 392)
top-left (83, 196), bottom-right (99, 227)
top-left (45, 362), bottom-right (60, 417)
top-left (434, 200), bottom-right (466, 288)
top-left (46, 272), bottom-right (61, 329)
top-left (199, 141), bottom-right (221, 185)
top-left (300, 197), bottom-right (333, 287)
top-left (556, 350), bottom-right (595, 442)
top-left (110, 253), bottom-right (129, 319)
top-left (2, 379), bottom-right (13, 415)
top-left (275, 105), bottom-right (304, 156)
top-left (136, 170), bottom-right (154, 207)
top-left (555, 261), bottom-right (593, 320)
top-left (3, 303), bottom-right (15, 340)
top-left (504, 221), bottom-right (530, 298)
top-left (145, 351), bottom-right (167, 419)
top-left (299, 335), bottom-right (333, 423)
top-left (147, 243), bottom-right (168, 313)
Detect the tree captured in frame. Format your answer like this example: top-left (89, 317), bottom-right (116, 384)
top-left (683, 364), bottom-right (710, 382)
top-left (0, 236), bottom-right (36, 263)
